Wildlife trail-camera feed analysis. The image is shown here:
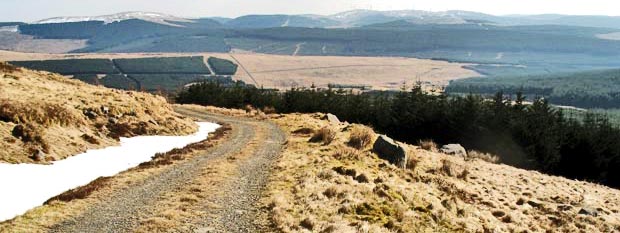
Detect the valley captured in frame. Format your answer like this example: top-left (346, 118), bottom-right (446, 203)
top-left (3, 6), bottom-right (620, 233)
top-left (0, 50), bottom-right (479, 91)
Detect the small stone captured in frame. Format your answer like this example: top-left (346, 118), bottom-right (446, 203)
top-left (440, 144), bottom-right (467, 157)
top-left (84, 110), bottom-right (98, 119)
top-left (100, 106), bottom-right (110, 115)
top-left (108, 117), bottom-right (119, 124)
top-left (324, 113), bottom-right (341, 125)
top-left (30, 149), bottom-right (45, 161)
top-left (578, 207), bottom-right (599, 217)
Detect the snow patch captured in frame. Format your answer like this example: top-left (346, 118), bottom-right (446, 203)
top-left (0, 122), bottom-right (219, 222)
top-left (0, 26), bottom-right (18, 32)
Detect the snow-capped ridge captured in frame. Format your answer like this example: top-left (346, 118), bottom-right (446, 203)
top-left (34, 11), bottom-right (194, 27)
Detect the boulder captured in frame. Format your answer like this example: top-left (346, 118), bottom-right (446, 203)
top-left (440, 144), bottom-right (467, 157)
top-left (372, 135), bottom-right (407, 168)
top-left (324, 113), bottom-right (341, 125)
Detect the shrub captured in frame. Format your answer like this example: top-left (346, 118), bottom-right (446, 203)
top-left (323, 186), bottom-right (339, 198)
top-left (347, 125), bottom-right (374, 150)
top-left (0, 62), bottom-right (19, 73)
top-left (309, 127), bottom-right (336, 145)
top-left (418, 139), bottom-right (438, 152)
top-left (467, 150), bottom-right (500, 164)
top-left (263, 106), bottom-right (277, 114)
top-left (108, 122), bottom-right (134, 139)
top-left (81, 134), bottom-right (100, 145)
top-left (45, 176), bottom-right (112, 204)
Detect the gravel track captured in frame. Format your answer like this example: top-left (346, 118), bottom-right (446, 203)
top-left (49, 108), bottom-right (285, 233)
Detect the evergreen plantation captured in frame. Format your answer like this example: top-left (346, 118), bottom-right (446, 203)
top-left (447, 68), bottom-right (620, 109)
top-left (177, 82), bottom-right (620, 189)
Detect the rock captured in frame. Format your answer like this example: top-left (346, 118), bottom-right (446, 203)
top-left (84, 110), bottom-right (98, 119)
top-left (11, 124), bottom-right (26, 139)
top-left (108, 117), bottom-right (119, 124)
top-left (372, 135), bottom-right (407, 168)
top-left (440, 144), bottom-right (467, 157)
top-left (100, 106), bottom-right (110, 115)
top-left (30, 149), bottom-right (45, 161)
top-left (578, 207), bottom-right (599, 217)
top-left (324, 113), bottom-right (341, 124)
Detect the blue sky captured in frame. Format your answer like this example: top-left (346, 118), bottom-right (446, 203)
top-left (1, 0), bottom-right (619, 22)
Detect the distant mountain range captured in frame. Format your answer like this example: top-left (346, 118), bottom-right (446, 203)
top-left (19, 10), bottom-right (620, 29)
top-left (2, 10), bottom-right (620, 77)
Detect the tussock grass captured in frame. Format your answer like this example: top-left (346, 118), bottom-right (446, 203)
top-left (407, 156), bottom-right (420, 171)
top-left (309, 126), bottom-right (336, 145)
top-left (418, 139), bottom-right (438, 152)
top-left (466, 150), bottom-right (500, 164)
top-left (439, 159), bottom-right (455, 177)
top-left (347, 125), bottom-right (374, 150)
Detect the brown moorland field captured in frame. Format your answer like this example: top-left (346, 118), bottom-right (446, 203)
top-left (0, 50), bottom-right (479, 91)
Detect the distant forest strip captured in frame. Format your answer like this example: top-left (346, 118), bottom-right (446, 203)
top-left (8, 56), bottom-right (240, 92)
top-left (177, 82), bottom-right (620, 189)
top-left (447, 68), bottom-right (620, 109)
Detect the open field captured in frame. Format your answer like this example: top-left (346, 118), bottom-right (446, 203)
top-left (0, 32), bottom-right (87, 54)
top-left (0, 50), bottom-right (480, 91)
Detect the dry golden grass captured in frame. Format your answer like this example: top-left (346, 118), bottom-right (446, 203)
top-left (262, 111), bottom-right (620, 232)
top-left (223, 53), bottom-right (479, 90)
top-left (0, 63), bottom-right (196, 164)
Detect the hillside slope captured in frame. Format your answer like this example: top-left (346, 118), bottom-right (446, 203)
top-left (263, 112), bottom-right (620, 232)
top-left (0, 62), bottom-right (197, 164)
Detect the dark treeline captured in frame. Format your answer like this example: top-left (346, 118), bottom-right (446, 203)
top-left (177, 82), bottom-right (620, 188)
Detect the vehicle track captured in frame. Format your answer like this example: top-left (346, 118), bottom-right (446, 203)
top-left (49, 107), bottom-right (285, 233)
